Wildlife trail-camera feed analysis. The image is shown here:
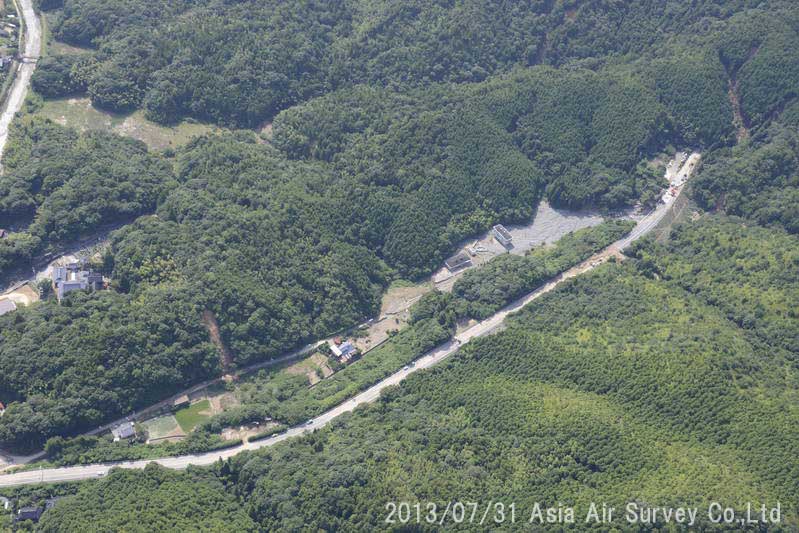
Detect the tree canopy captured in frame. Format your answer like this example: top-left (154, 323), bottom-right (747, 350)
top-left (3, 1), bottom-right (799, 528)
top-left (36, 215), bottom-right (799, 531)
top-left (37, 464), bottom-right (257, 532)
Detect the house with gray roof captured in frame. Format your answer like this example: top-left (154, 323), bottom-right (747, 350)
top-left (111, 421), bottom-right (137, 441)
top-left (14, 506), bottom-right (43, 523)
top-left (52, 262), bottom-right (104, 301)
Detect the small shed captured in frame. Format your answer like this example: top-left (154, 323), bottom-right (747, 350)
top-left (329, 341), bottom-right (343, 357)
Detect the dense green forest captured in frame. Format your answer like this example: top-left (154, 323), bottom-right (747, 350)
top-left (37, 464), bottom-right (257, 532)
top-left (0, 287), bottom-right (218, 450)
top-left (30, 0), bottom-right (791, 130)
top-left (22, 0), bottom-right (796, 277)
top-left (0, 0), bottom-right (796, 475)
top-left (271, 68), bottom-right (672, 211)
top-left (0, 118), bottom-right (175, 273)
top-left (0, 117), bottom-right (174, 240)
top-left (692, 117), bottom-right (799, 234)
top-left (631, 219), bottom-right (799, 357)
top-left (0, 1), bottom-right (797, 529)
top-left (36, 215), bottom-right (799, 530)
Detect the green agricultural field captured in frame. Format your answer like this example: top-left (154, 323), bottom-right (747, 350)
top-left (174, 400), bottom-right (212, 433)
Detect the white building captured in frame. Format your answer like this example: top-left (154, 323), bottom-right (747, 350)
top-left (492, 224), bottom-right (513, 247)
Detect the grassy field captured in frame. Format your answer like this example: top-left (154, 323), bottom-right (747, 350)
top-left (34, 97), bottom-right (219, 150)
top-left (140, 414), bottom-right (183, 441)
top-left (174, 400), bottom-right (212, 433)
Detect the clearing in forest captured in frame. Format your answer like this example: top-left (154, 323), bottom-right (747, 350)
top-left (202, 310), bottom-right (235, 374)
top-left (34, 97), bottom-right (218, 150)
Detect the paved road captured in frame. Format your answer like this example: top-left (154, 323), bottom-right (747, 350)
top-left (0, 153), bottom-right (701, 487)
top-left (0, 0), bottom-right (40, 170)
top-left (0, 339), bottom-right (324, 468)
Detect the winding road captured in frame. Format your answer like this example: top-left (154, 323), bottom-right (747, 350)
top-left (0, 0), bottom-right (40, 170)
top-left (0, 152), bottom-right (701, 487)
top-left (0, 0), bottom-right (706, 490)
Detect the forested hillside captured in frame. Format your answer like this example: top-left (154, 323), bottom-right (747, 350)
top-left (0, 118), bottom-right (175, 274)
top-left (632, 219), bottom-right (799, 356)
top-left (205, 218), bottom-right (795, 531)
top-left (31, 0), bottom-right (790, 129)
top-left (0, 117), bottom-right (174, 241)
top-left (0, 288), bottom-right (218, 450)
top-left (272, 68), bottom-right (671, 211)
top-left (0, 0), bottom-right (796, 528)
top-left (692, 118), bottom-right (799, 234)
top-left (32, 0), bottom-right (791, 217)
top-left (1, 0), bottom-right (797, 464)
top-left (37, 215), bottom-right (799, 531)
top-left (38, 464), bottom-right (257, 532)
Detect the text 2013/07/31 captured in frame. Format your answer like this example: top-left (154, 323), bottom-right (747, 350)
top-left (384, 501), bottom-right (783, 526)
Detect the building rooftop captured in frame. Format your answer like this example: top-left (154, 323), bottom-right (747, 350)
top-left (15, 506), bottom-right (43, 523)
top-left (53, 262), bottom-right (105, 301)
top-left (444, 252), bottom-right (472, 272)
top-left (492, 224), bottom-right (512, 240)
top-left (111, 421), bottom-right (136, 440)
